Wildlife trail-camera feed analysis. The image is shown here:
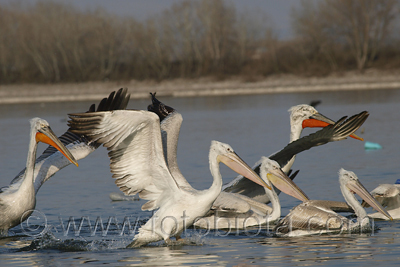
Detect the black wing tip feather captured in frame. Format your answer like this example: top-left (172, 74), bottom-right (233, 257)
top-left (67, 89), bottom-right (132, 141)
top-left (333, 111), bottom-right (369, 137)
top-left (93, 88), bottom-right (130, 112)
top-left (288, 169), bottom-right (300, 181)
top-left (88, 104), bottom-right (96, 112)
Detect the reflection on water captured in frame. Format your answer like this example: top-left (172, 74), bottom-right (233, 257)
top-left (120, 246), bottom-right (227, 267)
top-left (1, 89), bottom-right (400, 266)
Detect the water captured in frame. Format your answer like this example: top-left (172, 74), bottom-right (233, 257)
top-left (0, 88), bottom-right (400, 266)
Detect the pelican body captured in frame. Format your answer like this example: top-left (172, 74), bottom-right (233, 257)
top-left (274, 169), bottom-right (392, 237)
top-left (68, 109), bottom-right (270, 247)
top-left (0, 118), bottom-right (78, 235)
top-left (364, 180), bottom-right (400, 220)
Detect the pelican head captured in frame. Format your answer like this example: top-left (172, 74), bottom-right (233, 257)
top-left (339, 168), bottom-right (392, 221)
top-left (289, 104), bottom-right (329, 128)
top-left (259, 157), bottom-right (309, 202)
top-left (210, 141), bottom-right (271, 190)
top-left (289, 104), bottom-right (363, 140)
top-left (147, 92), bottom-right (175, 122)
top-left (32, 118), bottom-right (78, 167)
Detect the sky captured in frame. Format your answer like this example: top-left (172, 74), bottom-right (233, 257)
top-left (0, 0), bottom-right (300, 39)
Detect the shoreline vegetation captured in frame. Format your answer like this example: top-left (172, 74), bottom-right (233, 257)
top-left (1, 1), bottom-right (400, 92)
top-left (1, 1), bottom-right (400, 104)
top-left (1, 69), bottom-right (400, 104)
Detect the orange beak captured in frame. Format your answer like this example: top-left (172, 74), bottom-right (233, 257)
top-left (36, 131), bottom-right (79, 166)
top-left (302, 118), bottom-right (363, 141)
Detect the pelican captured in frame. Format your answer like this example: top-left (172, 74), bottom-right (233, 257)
top-left (0, 118), bottom-right (78, 235)
top-left (9, 88), bottom-right (130, 194)
top-left (68, 109), bottom-right (270, 247)
top-left (223, 104), bottom-right (364, 204)
top-left (363, 180), bottom-right (400, 220)
top-left (145, 94), bottom-right (368, 229)
top-left (194, 156), bottom-right (309, 230)
top-left (274, 169), bottom-right (393, 237)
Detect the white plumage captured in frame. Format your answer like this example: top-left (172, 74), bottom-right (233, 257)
top-left (365, 182), bottom-right (400, 220)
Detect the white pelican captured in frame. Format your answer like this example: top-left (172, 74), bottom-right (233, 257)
top-left (0, 118), bottom-right (78, 235)
top-left (10, 88), bottom-right (130, 194)
top-left (274, 169), bottom-right (393, 237)
top-left (363, 180), bottom-right (400, 220)
top-left (223, 104), bottom-right (364, 204)
top-left (145, 94), bottom-right (368, 229)
top-left (68, 109), bottom-right (271, 247)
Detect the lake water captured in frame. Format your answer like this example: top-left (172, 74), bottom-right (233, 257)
top-left (0, 88), bottom-right (400, 266)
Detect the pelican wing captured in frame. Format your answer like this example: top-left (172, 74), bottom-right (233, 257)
top-left (270, 111), bottom-right (368, 167)
top-left (274, 202), bottom-right (346, 234)
top-left (306, 200), bottom-right (353, 213)
top-left (223, 111), bottom-right (368, 202)
top-left (228, 192), bottom-right (273, 215)
top-left (8, 88), bottom-right (130, 194)
top-left (68, 110), bottom-right (181, 211)
top-left (211, 192), bottom-right (251, 213)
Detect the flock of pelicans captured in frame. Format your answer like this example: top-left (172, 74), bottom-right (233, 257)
top-left (0, 88), bottom-right (398, 248)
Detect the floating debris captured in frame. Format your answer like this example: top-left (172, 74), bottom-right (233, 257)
top-left (109, 192), bottom-right (139, 201)
top-left (364, 141), bottom-right (382, 150)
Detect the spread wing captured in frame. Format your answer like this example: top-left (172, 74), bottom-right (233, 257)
top-left (68, 109), bottom-right (182, 211)
top-left (270, 111), bottom-right (369, 167)
top-left (223, 111), bottom-right (369, 201)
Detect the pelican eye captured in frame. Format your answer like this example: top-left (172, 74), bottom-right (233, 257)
top-left (39, 124), bottom-right (48, 130)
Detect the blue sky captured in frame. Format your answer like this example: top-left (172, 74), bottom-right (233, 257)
top-left (0, 0), bottom-right (300, 39)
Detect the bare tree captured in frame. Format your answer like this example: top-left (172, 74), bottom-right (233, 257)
top-left (293, 0), bottom-right (398, 71)
top-left (291, 0), bottom-right (339, 71)
top-left (0, 7), bottom-right (17, 81)
top-left (161, 1), bottom-right (203, 77)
